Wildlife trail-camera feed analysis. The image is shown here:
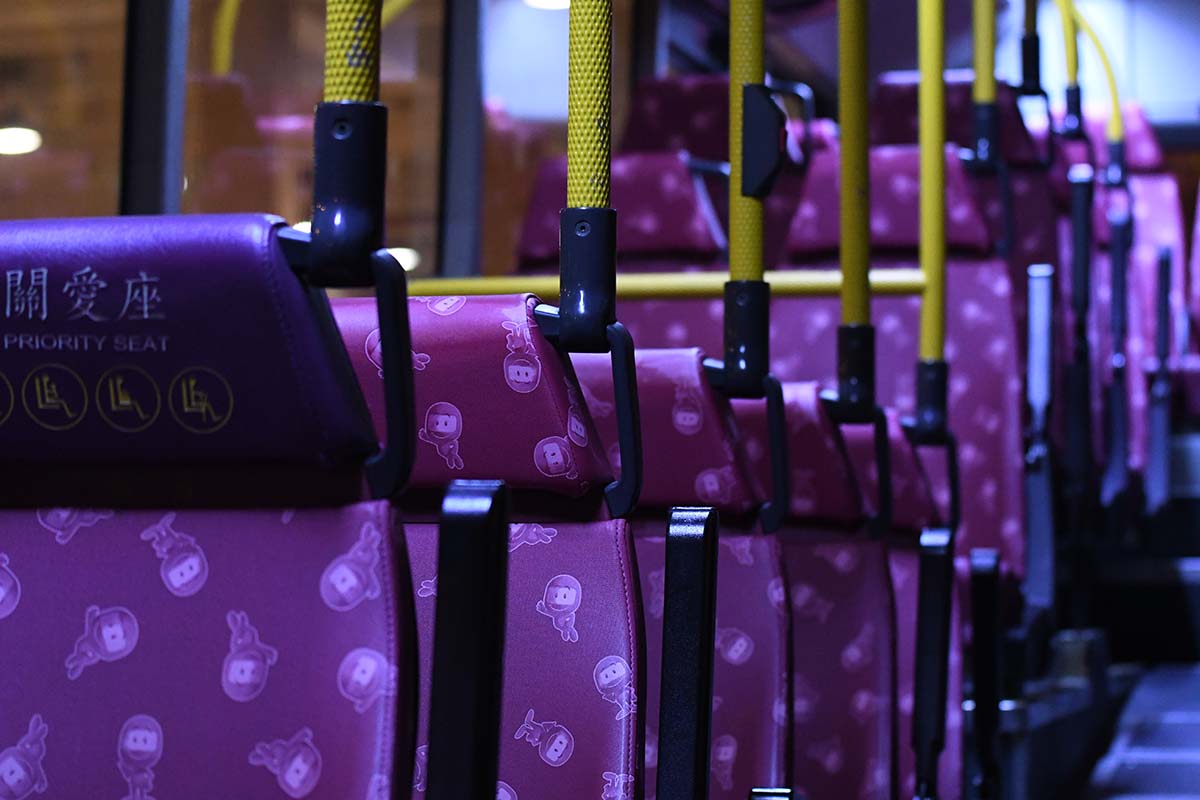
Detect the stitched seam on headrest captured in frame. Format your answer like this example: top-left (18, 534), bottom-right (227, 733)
top-left (611, 519), bottom-right (638, 785)
top-left (258, 222), bottom-right (326, 459)
top-left (373, 501), bottom-right (398, 781)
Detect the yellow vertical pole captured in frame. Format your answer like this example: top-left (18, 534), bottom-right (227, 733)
top-left (729, 0), bottom-right (765, 282)
top-left (1053, 0), bottom-right (1080, 87)
top-left (973, 0), bottom-right (997, 104)
top-left (568, 0), bottom-right (613, 209)
top-left (839, 0), bottom-right (870, 325)
top-left (1025, 0), bottom-right (1038, 36)
top-left (919, 0), bottom-right (946, 361)
top-left (323, 0), bottom-right (382, 102)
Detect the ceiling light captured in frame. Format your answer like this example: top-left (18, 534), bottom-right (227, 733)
top-left (0, 127), bottom-right (42, 156)
top-left (523, 0), bottom-right (569, 9)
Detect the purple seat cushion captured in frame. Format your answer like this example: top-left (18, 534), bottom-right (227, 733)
top-left (0, 501), bottom-right (413, 799)
top-left (0, 215), bottom-right (375, 474)
top-left (404, 519), bottom-right (643, 798)
top-left (571, 349), bottom-right (759, 514)
top-left (334, 295), bottom-right (612, 498)
top-left (636, 527), bottom-right (790, 800)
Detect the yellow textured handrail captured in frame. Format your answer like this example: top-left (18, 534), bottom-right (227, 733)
top-left (1053, 0), bottom-right (1080, 87)
top-left (919, 0), bottom-right (947, 361)
top-left (1072, 6), bottom-right (1124, 144)
top-left (408, 270), bottom-right (927, 299)
top-left (839, 0), bottom-right (870, 325)
top-left (211, 0), bottom-right (241, 76)
top-left (728, 0), bottom-right (764, 282)
top-left (324, 0), bottom-right (382, 102)
top-left (973, 0), bottom-right (997, 104)
top-left (567, 0), bottom-right (613, 208)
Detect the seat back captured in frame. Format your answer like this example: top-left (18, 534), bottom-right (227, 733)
top-left (0, 215), bottom-right (416, 799)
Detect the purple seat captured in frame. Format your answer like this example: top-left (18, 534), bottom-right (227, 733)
top-left (335, 295), bottom-right (645, 797)
top-left (571, 348), bottom-right (788, 799)
top-left (0, 215), bottom-right (415, 799)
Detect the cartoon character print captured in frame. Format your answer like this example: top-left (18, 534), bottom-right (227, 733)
top-left (117, 714), bottom-right (162, 800)
top-left (791, 582), bottom-right (834, 624)
top-left (65, 605), bottom-right (140, 680)
top-left (417, 577), bottom-right (437, 598)
top-left (602, 772), bottom-right (634, 800)
top-left (222, 611), bottom-right (278, 702)
top-left (280, 509), bottom-right (296, 525)
top-left (533, 436), bottom-right (578, 480)
top-left (710, 734), bottom-right (737, 792)
top-left (319, 521), bottom-right (383, 611)
top-left (365, 328), bottom-right (430, 378)
top-left (564, 380), bottom-right (589, 447)
top-left (412, 745), bottom-right (428, 792)
top-left (694, 466), bottom-right (738, 504)
top-left (418, 296), bottom-right (467, 316)
top-left (0, 554), bottom-right (19, 620)
top-left (508, 523), bottom-right (557, 552)
top-left (645, 727), bottom-right (658, 770)
top-left (35, 508), bottom-right (113, 545)
top-left (806, 736), bottom-right (844, 774)
top-left (766, 576), bottom-right (787, 614)
top-left (671, 385), bottom-right (705, 436)
top-left (720, 538), bottom-right (754, 566)
top-left (139, 513), bottom-right (208, 597)
top-left (536, 574), bottom-right (581, 643)
top-left (714, 627), bottom-right (754, 666)
top-left (850, 689), bottom-right (886, 724)
top-left (337, 647), bottom-right (396, 713)
top-left (418, 402), bottom-right (465, 470)
top-left (0, 715), bottom-right (48, 800)
top-left (841, 623), bottom-right (877, 672)
top-left (501, 311), bottom-right (542, 394)
top-left (513, 709), bottom-right (574, 768)
top-left (593, 656), bottom-right (637, 720)
top-left (249, 728), bottom-right (322, 799)
top-left (813, 543), bottom-right (860, 575)
top-left (496, 780), bottom-right (518, 800)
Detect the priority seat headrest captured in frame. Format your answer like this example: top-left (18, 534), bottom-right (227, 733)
top-left (0, 215), bottom-right (376, 500)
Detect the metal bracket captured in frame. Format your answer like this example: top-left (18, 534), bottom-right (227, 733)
top-left (426, 480), bottom-right (510, 800)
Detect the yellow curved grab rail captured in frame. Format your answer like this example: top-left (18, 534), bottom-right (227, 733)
top-left (919, 0), bottom-right (946, 362)
top-left (1072, 5), bottom-right (1124, 144)
top-left (1052, 0), bottom-right (1080, 87)
top-left (407, 269), bottom-right (927, 299)
top-left (839, 0), bottom-right (870, 325)
top-left (212, 0), bottom-right (415, 76)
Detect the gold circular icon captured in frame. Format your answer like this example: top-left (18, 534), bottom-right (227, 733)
top-left (0, 372), bottom-right (13, 427)
top-left (96, 365), bottom-right (161, 433)
top-left (21, 363), bottom-right (88, 431)
top-left (168, 367), bottom-right (233, 435)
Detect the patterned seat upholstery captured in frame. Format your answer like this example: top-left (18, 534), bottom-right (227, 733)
top-left (0, 215), bottom-right (415, 799)
top-left (335, 295), bottom-right (644, 798)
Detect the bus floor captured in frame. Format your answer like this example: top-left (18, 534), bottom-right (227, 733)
top-left (1089, 663), bottom-right (1200, 797)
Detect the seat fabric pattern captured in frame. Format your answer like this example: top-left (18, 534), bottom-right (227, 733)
top-left (0, 502), bottom-right (409, 800)
top-left (404, 520), bottom-right (643, 800)
top-left (334, 295), bottom-right (612, 497)
top-left (571, 348), bottom-right (789, 798)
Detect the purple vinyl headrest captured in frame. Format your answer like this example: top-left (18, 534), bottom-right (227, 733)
top-left (0, 215), bottom-right (375, 481)
top-left (335, 293), bottom-right (613, 499)
top-left (572, 348), bottom-right (759, 514)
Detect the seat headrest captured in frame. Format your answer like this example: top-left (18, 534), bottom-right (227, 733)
top-left (786, 144), bottom-right (992, 257)
top-left (871, 70), bottom-right (1043, 166)
top-left (0, 215), bottom-right (375, 478)
top-left (842, 408), bottom-right (938, 533)
top-left (1025, 102), bottom-right (1165, 173)
top-left (517, 153), bottom-right (724, 268)
top-left (572, 348), bottom-right (758, 514)
top-left (733, 382), bottom-right (863, 526)
top-left (334, 294), bottom-right (613, 499)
